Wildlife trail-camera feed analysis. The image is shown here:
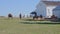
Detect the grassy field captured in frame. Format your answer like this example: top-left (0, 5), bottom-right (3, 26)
top-left (0, 17), bottom-right (60, 34)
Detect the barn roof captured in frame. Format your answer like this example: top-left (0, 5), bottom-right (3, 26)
top-left (42, 0), bottom-right (60, 1)
top-left (53, 6), bottom-right (60, 11)
top-left (43, 1), bottom-right (60, 6)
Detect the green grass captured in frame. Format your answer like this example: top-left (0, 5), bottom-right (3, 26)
top-left (0, 17), bottom-right (60, 34)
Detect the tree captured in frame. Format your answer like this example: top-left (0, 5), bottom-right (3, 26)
top-left (8, 13), bottom-right (13, 18)
top-left (30, 11), bottom-right (37, 17)
top-left (30, 11), bottom-right (37, 19)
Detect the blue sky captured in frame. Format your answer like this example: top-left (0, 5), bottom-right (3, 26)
top-left (0, 0), bottom-right (40, 17)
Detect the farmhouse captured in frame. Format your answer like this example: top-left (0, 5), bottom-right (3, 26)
top-left (34, 0), bottom-right (60, 18)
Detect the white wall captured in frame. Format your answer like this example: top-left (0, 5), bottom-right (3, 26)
top-left (35, 1), bottom-right (46, 17)
top-left (46, 6), bottom-right (56, 18)
top-left (34, 1), bottom-right (59, 18)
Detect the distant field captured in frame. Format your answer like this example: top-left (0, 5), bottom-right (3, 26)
top-left (0, 17), bottom-right (60, 34)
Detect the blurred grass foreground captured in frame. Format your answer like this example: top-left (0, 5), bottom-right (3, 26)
top-left (0, 17), bottom-right (60, 34)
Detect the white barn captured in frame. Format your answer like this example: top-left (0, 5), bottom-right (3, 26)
top-left (35, 0), bottom-right (60, 18)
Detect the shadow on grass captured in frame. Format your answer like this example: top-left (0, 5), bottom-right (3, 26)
top-left (20, 18), bottom-right (60, 24)
top-left (22, 18), bottom-right (60, 22)
top-left (22, 19), bottom-right (45, 21)
top-left (50, 19), bottom-right (60, 22)
top-left (20, 21), bottom-right (60, 24)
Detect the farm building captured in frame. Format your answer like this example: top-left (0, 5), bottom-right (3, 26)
top-left (34, 0), bottom-right (60, 18)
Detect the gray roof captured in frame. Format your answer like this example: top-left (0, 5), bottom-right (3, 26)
top-left (53, 6), bottom-right (60, 11)
top-left (42, 0), bottom-right (60, 1)
top-left (43, 1), bottom-right (60, 6)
